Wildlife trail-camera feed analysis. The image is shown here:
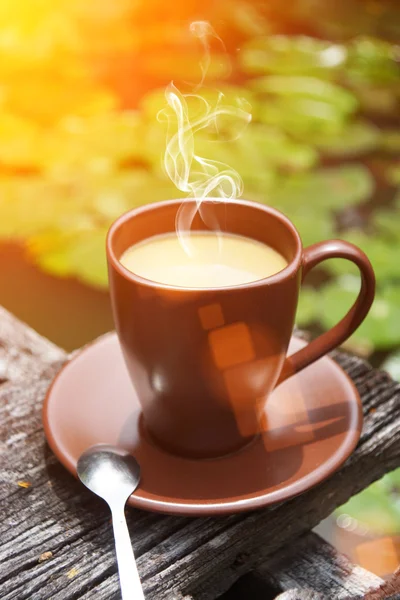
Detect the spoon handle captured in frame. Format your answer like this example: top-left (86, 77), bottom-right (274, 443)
top-left (111, 505), bottom-right (145, 600)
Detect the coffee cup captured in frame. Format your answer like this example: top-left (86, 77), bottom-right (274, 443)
top-left (106, 199), bottom-right (375, 458)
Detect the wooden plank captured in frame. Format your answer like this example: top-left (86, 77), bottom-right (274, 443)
top-left (1, 307), bottom-right (400, 600)
top-left (274, 568), bottom-right (400, 600)
top-left (256, 531), bottom-right (383, 599)
top-left (364, 569), bottom-right (400, 599)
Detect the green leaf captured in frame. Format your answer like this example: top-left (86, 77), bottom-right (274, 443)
top-left (296, 287), bottom-right (320, 327)
top-left (269, 166), bottom-right (374, 214)
top-left (309, 121), bottom-right (379, 157)
top-left (251, 76), bottom-right (358, 115)
top-left (240, 36), bottom-right (347, 76)
top-left (346, 37), bottom-right (400, 87)
top-left (40, 112), bottom-right (145, 176)
top-left (256, 97), bottom-right (348, 137)
top-left (27, 228), bottom-right (109, 289)
top-left (253, 127), bottom-right (318, 171)
top-left (326, 231), bottom-right (400, 281)
top-left (319, 281), bottom-right (400, 350)
top-left (0, 176), bottom-right (94, 239)
top-left (200, 124), bottom-right (318, 174)
top-left (0, 170), bottom-right (185, 242)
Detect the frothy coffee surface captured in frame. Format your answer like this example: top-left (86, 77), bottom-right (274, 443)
top-left (120, 232), bottom-right (287, 288)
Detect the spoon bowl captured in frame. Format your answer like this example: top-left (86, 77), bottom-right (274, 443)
top-left (77, 444), bottom-right (141, 504)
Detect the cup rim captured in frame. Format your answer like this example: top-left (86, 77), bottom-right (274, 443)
top-left (106, 198), bottom-right (303, 292)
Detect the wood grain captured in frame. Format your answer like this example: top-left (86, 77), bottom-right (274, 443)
top-left (1, 307), bottom-right (400, 599)
top-left (259, 531), bottom-right (382, 599)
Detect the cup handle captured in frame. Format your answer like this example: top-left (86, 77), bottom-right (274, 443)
top-left (277, 240), bottom-right (375, 385)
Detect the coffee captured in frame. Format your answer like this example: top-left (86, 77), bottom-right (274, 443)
top-left (120, 231), bottom-right (287, 288)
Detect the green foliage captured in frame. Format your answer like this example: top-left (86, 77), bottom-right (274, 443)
top-left (239, 36), bottom-right (347, 77)
top-left (345, 37), bottom-right (400, 86)
top-left (256, 96), bottom-right (348, 137)
top-left (251, 75), bottom-right (358, 114)
top-left (296, 286), bottom-right (320, 327)
top-left (337, 467), bottom-right (400, 535)
top-left (270, 165), bottom-right (374, 213)
top-left (20, 172), bottom-right (185, 285)
top-left (326, 231), bottom-right (400, 281)
top-left (318, 280), bottom-right (400, 351)
top-left (27, 228), bottom-right (110, 289)
top-left (0, 3), bottom-right (398, 360)
top-left (310, 121), bottom-right (379, 157)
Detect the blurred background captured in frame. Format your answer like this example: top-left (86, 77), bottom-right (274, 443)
top-left (0, 0), bottom-right (399, 582)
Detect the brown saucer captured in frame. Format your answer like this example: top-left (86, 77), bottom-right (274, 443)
top-left (43, 333), bottom-right (362, 516)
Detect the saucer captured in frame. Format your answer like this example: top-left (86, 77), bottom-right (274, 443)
top-left (43, 333), bottom-right (362, 516)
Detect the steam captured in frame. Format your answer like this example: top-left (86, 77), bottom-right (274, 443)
top-left (158, 21), bottom-right (252, 254)
top-left (189, 20), bottom-right (225, 90)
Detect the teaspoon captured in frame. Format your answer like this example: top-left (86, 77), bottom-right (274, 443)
top-left (77, 444), bottom-right (145, 599)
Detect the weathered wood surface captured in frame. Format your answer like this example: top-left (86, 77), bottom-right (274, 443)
top-left (364, 571), bottom-right (400, 600)
top-left (259, 531), bottom-right (383, 599)
top-left (1, 307), bottom-right (400, 599)
top-left (274, 568), bottom-right (400, 600)
top-left (219, 529), bottom-right (386, 600)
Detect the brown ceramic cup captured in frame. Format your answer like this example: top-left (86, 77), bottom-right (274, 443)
top-left (107, 199), bottom-right (375, 459)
